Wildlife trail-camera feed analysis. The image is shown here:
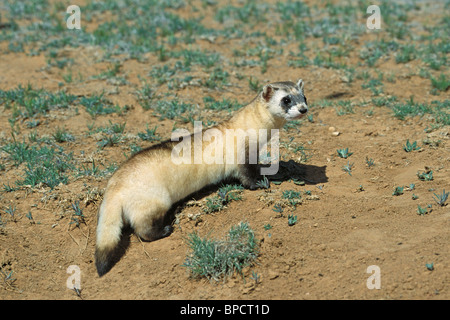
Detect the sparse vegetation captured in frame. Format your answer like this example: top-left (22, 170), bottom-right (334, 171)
top-left (282, 190), bottom-right (302, 208)
top-left (392, 186), bottom-right (404, 196)
top-left (417, 170), bottom-right (434, 181)
top-left (203, 184), bottom-right (243, 214)
top-left (432, 189), bottom-right (449, 207)
top-left (417, 205), bottom-right (428, 216)
top-left (337, 148), bottom-right (353, 159)
top-left (0, 0), bottom-right (448, 300)
top-left (70, 201), bottom-right (85, 228)
top-left (183, 222), bottom-right (258, 281)
top-left (403, 140), bottom-right (420, 152)
top-left (342, 161), bottom-right (354, 176)
top-left (287, 214), bottom-right (298, 226)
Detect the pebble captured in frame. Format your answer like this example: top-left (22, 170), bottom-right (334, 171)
top-left (328, 126), bottom-right (340, 136)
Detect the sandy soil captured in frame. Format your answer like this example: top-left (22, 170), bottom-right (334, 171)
top-left (0, 0), bottom-right (448, 300)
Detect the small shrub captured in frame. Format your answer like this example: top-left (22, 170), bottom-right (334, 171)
top-left (52, 127), bottom-right (75, 143)
top-left (337, 148), bottom-right (353, 159)
top-left (417, 205), bottom-right (428, 215)
top-left (417, 170), bottom-right (433, 181)
top-left (342, 161), bottom-right (354, 176)
top-left (287, 214), bottom-right (298, 226)
top-left (282, 190), bottom-right (302, 207)
top-left (70, 201), bottom-right (85, 227)
top-left (203, 184), bottom-right (243, 214)
top-left (365, 157), bottom-right (375, 168)
top-left (392, 186), bottom-right (404, 196)
top-left (432, 189), bottom-right (448, 207)
top-left (430, 74), bottom-right (450, 92)
top-left (183, 222), bottom-right (258, 281)
top-left (403, 139), bottom-right (420, 152)
top-left (137, 125), bottom-right (160, 142)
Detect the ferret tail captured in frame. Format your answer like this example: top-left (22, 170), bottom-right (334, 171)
top-left (95, 195), bottom-right (124, 277)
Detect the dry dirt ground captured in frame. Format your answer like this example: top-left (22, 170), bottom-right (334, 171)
top-left (0, 0), bottom-right (449, 300)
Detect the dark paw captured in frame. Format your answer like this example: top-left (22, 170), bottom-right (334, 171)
top-left (162, 225), bottom-right (173, 237)
top-left (244, 177), bottom-right (270, 190)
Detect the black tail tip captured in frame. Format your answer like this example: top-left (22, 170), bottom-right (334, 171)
top-left (95, 247), bottom-right (115, 277)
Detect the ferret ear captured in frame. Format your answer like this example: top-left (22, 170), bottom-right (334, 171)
top-left (296, 79), bottom-right (304, 91)
top-left (262, 84), bottom-right (275, 102)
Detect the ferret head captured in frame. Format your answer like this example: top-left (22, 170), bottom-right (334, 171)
top-left (261, 79), bottom-right (308, 121)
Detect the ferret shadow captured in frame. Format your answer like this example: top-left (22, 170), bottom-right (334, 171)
top-left (267, 160), bottom-right (328, 185)
top-left (103, 160), bottom-right (327, 275)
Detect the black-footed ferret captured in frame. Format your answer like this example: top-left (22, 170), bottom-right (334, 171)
top-left (95, 79), bottom-right (308, 276)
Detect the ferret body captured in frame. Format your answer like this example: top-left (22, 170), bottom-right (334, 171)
top-left (95, 79), bottom-right (308, 276)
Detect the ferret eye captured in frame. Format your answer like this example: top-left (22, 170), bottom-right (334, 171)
top-left (282, 97), bottom-right (291, 105)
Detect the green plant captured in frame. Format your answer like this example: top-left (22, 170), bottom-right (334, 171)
top-left (432, 189), bottom-right (448, 206)
top-left (108, 121), bottom-right (126, 134)
top-left (136, 82), bottom-right (155, 110)
top-left (201, 67), bottom-right (229, 89)
top-left (4, 205), bottom-right (18, 222)
top-left (250, 271), bottom-right (261, 284)
top-left (203, 184), bottom-right (243, 214)
top-left (365, 157), bottom-right (375, 168)
top-left (392, 186), bottom-right (404, 196)
top-left (137, 125), bottom-right (161, 142)
top-left (336, 148), bottom-right (353, 159)
top-left (0, 269), bottom-right (17, 290)
top-left (203, 96), bottom-right (243, 112)
top-left (70, 201), bottom-right (85, 227)
top-left (248, 77), bottom-right (261, 92)
top-left (80, 93), bottom-right (121, 118)
top-left (282, 190), bottom-right (302, 207)
top-left (97, 133), bottom-right (122, 149)
top-left (417, 205), bottom-right (427, 215)
top-left (395, 44), bottom-right (416, 63)
top-left (272, 204), bottom-right (284, 214)
top-left (287, 214), bottom-right (297, 226)
top-left (361, 78), bottom-right (384, 96)
top-left (3, 183), bottom-right (17, 192)
top-left (0, 84), bottom-right (77, 119)
top-left (342, 161), bottom-right (354, 176)
top-left (430, 74), bottom-right (450, 92)
top-left (183, 222), bottom-right (258, 281)
top-left (334, 100), bottom-right (354, 116)
top-left (417, 170), bottom-right (433, 181)
top-left (391, 96), bottom-right (432, 120)
top-left (52, 127), bottom-right (75, 143)
top-left (403, 139), bottom-right (420, 152)
top-left (152, 99), bottom-right (194, 121)
top-left (1, 139), bottom-right (74, 189)
top-left (76, 160), bottom-right (102, 177)
top-left (255, 176), bottom-right (270, 189)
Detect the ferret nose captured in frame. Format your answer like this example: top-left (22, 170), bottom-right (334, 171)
top-left (299, 106), bottom-right (308, 114)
